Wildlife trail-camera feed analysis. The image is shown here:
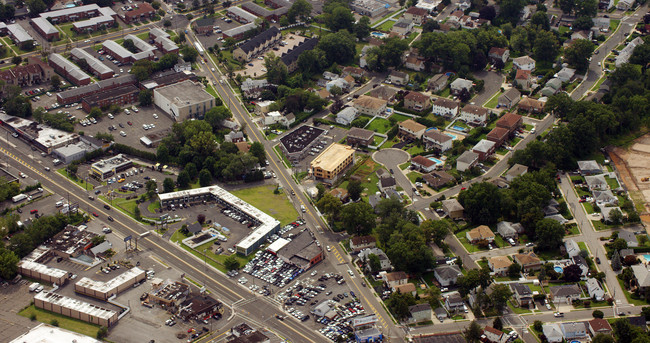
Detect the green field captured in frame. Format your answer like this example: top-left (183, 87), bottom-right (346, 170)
top-left (19, 305), bottom-right (101, 338)
top-left (57, 169), bottom-right (95, 190)
top-left (231, 185), bottom-right (299, 226)
top-left (377, 20), bottom-right (396, 31)
top-left (365, 118), bottom-right (393, 134)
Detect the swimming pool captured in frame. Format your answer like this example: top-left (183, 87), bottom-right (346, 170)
top-left (452, 125), bottom-right (466, 132)
top-left (370, 31), bottom-right (388, 39)
top-left (444, 132), bottom-right (458, 140)
top-left (554, 266), bottom-right (564, 273)
top-left (644, 254), bottom-right (650, 262)
top-left (427, 157), bottom-right (443, 165)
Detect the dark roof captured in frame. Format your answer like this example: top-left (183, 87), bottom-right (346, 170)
top-left (279, 125), bottom-right (324, 154)
top-left (413, 332), bottom-right (466, 343)
top-left (573, 255), bottom-right (588, 266)
top-left (58, 74), bottom-right (136, 100)
top-left (281, 38), bottom-right (318, 66)
top-left (228, 331), bottom-right (270, 343)
top-left (188, 222), bottom-right (203, 234)
top-left (380, 176), bottom-right (396, 188)
top-left (629, 316), bottom-right (647, 330)
top-left (510, 283), bottom-right (532, 296)
top-left (146, 70), bottom-right (195, 87)
top-left (409, 303), bottom-right (431, 313)
top-left (194, 18), bottom-right (214, 28)
top-left (347, 127), bottom-right (374, 140)
top-left (84, 84), bottom-right (139, 106)
top-left (238, 27), bottom-right (280, 54)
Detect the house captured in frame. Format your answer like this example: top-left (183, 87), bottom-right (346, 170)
top-left (555, 67), bottom-right (576, 83)
top-left (323, 71), bottom-right (339, 80)
top-left (543, 324), bottom-right (564, 343)
top-left (398, 119), bottom-right (427, 140)
top-left (616, 37), bottom-right (644, 67)
top-left (404, 6), bottom-right (428, 25)
top-left (562, 322), bottom-right (588, 340)
top-left (549, 284), bottom-right (581, 304)
top-left (466, 225), bottom-right (495, 243)
top-left (422, 171), bottom-right (455, 190)
top-left (368, 86), bottom-right (398, 103)
top-left (618, 230), bottom-right (639, 248)
top-left (391, 19), bottom-right (415, 36)
top-left (589, 318), bottom-right (612, 336)
top-left (586, 278), bottom-right (605, 301)
top-left (518, 97), bottom-right (545, 113)
top-left (593, 190), bottom-right (618, 206)
top-left (326, 78), bottom-right (350, 92)
top-left (488, 256), bottom-right (513, 276)
top-left (346, 128), bottom-right (374, 147)
top-left (444, 293), bottom-right (465, 312)
top-left (434, 307), bottom-right (448, 321)
top-left (599, 0), bottom-right (615, 10)
top-left (411, 155), bottom-right (438, 173)
top-left (488, 47), bottom-right (510, 64)
top-left (423, 130), bottom-right (452, 152)
top-left (573, 255), bottom-right (589, 276)
top-left (487, 127), bottom-right (510, 148)
top-left (404, 91), bottom-right (431, 112)
top-left (385, 271), bottom-right (408, 289)
top-left (448, 10), bottom-right (464, 23)
top-left (497, 112), bottom-right (523, 133)
top-left (513, 252), bottom-right (542, 271)
top-left (617, 0), bottom-right (634, 10)
top-left (330, 188), bottom-right (349, 202)
top-left (514, 69), bottom-right (533, 91)
top-left (570, 30), bottom-right (593, 42)
top-left (442, 199), bottom-right (464, 219)
top-left (428, 74), bottom-right (449, 92)
top-left (432, 98), bottom-right (460, 118)
top-left (434, 265), bottom-right (462, 287)
top-left (498, 88), bottom-right (521, 109)
top-left (497, 221), bottom-right (522, 239)
top-left (459, 105), bottom-right (488, 126)
top-left (513, 55), bottom-right (536, 71)
top-left (472, 139), bottom-right (496, 161)
top-left (585, 175), bottom-right (607, 190)
top-left (353, 95), bottom-right (388, 117)
top-left (404, 55), bottom-right (425, 72)
top-left (232, 27), bottom-right (281, 62)
top-left (483, 326), bottom-right (505, 343)
top-left (504, 164), bottom-right (528, 182)
top-left (450, 78), bottom-right (473, 95)
top-left (359, 247), bottom-right (393, 271)
top-left (394, 283), bottom-right (417, 296)
top-left (593, 17), bottom-right (610, 31)
top-left (456, 151), bottom-right (479, 172)
top-left (510, 283), bottom-right (534, 307)
top-left (388, 70), bottom-right (410, 86)
top-left (577, 160), bottom-right (602, 175)
top-left (350, 236), bottom-right (377, 252)
top-left (342, 66), bottom-right (365, 78)
top-left (565, 239), bottom-right (580, 258)
top-left (409, 303), bottom-right (432, 323)
top-left (379, 176), bottom-right (397, 194)
top-left (336, 107), bottom-right (359, 126)
top-left (620, 248), bottom-right (635, 258)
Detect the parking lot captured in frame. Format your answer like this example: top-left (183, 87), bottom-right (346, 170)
top-left (235, 33), bottom-right (307, 78)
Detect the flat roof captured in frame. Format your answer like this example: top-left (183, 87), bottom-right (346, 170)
top-left (310, 143), bottom-right (354, 172)
top-left (90, 154), bottom-right (131, 174)
top-left (10, 323), bottom-right (102, 343)
top-left (223, 22), bottom-right (257, 37)
top-left (75, 267), bottom-right (144, 294)
top-left (154, 80), bottom-right (213, 106)
top-left (18, 260), bottom-right (67, 279)
top-left (34, 292), bottom-right (117, 321)
top-left (0, 112), bottom-right (79, 149)
top-left (279, 125), bottom-right (325, 154)
top-left (57, 74), bottom-right (136, 100)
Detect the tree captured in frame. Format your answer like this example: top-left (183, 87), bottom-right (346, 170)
top-left (123, 39), bottom-right (139, 54)
top-left (489, 284), bottom-right (513, 313)
top-left (340, 202), bottom-right (376, 235)
top-left (11, 56), bottom-right (21, 65)
top-left (4, 94), bottom-right (32, 118)
top-left (197, 214), bottom-right (206, 225)
top-left (326, 5), bottom-right (355, 32)
top-left (316, 193), bottom-right (342, 222)
top-left (386, 291), bottom-right (416, 320)
top-left (573, 16), bottom-right (594, 30)
top-left (611, 238), bottom-right (628, 252)
top-left (264, 53), bottom-right (288, 85)
top-left (420, 219), bottom-right (449, 245)
top-left (198, 168), bottom-right (212, 187)
top-left (160, 178), bottom-right (174, 194)
top-left (177, 170), bottom-right (190, 188)
top-left (224, 255), bottom-right (239, 271)
top-left (611, 250), bottom-right (622, 271)
top-left (163, 19), bottom-right (172, 27)
top-left (180, 46), bottom-right (199, 63)
top-left (458, 182), bottom-right (502, 224)
top-left (508, 262), bottom-right (522, 278)
top-left (530, 11), bottom-right (550, 30)
top-left (139, 89), bottom-right (153, 106)
top-left (533, 31), bottom-right (559, 63)
top-left (533, 320), bottom-right (543, 332)
top-left (249, 142), bottom-right (265, 165)
top-left (88, 107), bottom-right (102, 119)
top-left (367, 253), bottom-right (381, 272)
top-left (593, 334), bottom-right (615, 343)
top-left (0, 247), bottom-right (19, 280)
top-left (608, 209), bottom-right (624, 225)
top-left (354, 16), bottom-right (371, 40)
top-left (479, 5), bottom-right (496, 20)
top-left (347, 180), bottom-right (363, 201)
top-left (134, 206), bottom-right (141, 220)
top-left (205, 106), bottom-right (232, 128)
top-left (564, 39), bottom-right (595, 73)
top-left (493, 317), bottom-right (503, 331)
top-left (97, 326), bottom-right (108, 340)
top-left (422, 19), bottom-right (440, 33)
top-left (287, 0), bottom-right (311, 23)
top-left (534, 219), bottom-right (565, 250)
top-left (318, 30), bottom-right (357, 65)
top-left (50, 75), bottom-right (61, 90)
top-left (562, 264), bottom-right (582, 282)
top-left (464, 321), bottom-right (483, 343)
top-left (27, 0), bottom-right (47, 14)
top-left (592, 310), bottom-right (604, 318)
top-left (496, 0), bottom-right (526, 25)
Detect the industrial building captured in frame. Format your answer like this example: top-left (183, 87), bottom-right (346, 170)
top-left (89, 154), bottom-right (133, 180)
top-left (18, 260), bottom-right (68, 285)
top-left (70, 48), bottom-right (114, 79)
top-left (56, 74), bottom-right (136, 104)
top-left (0, 112), bottom-right (80, 153)
top-left (74, 267), bottom-right (146, 300)
top-left (48, 53), bottom-right (91, 86)
top-left (310, 143), bottom-right (355, 183)
top-left (158, 185), bottom-right (281, 256)
top-left (34, 292), bottom-right (119, 327)
top-left (10, 323), bottom-right (103, 343)
top-left (153, 80), bottom-right (215, 121)
top-left (279, 125), bottom-right (325, 162)
top-left (53, 136), bottom-right (109, 164)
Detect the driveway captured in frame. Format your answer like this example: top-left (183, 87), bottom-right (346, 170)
top-left (372, 148), bottom-right (413, 198)
top-left (472, 70), bottom-right (504, 106)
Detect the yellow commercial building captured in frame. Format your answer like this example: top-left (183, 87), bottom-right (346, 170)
top-left (310, 143), bottom-right (355, 183)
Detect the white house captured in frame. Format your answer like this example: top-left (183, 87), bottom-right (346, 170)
top-left (586, 278), bottom-right (605, 301)
top-left (423, 130), bottom-right (453, 152)
top-left (336, 107), bottom-right (359, 126)
top-left (456, 151), bottom-right (479, 172)
top-left (459, 105), bottom-right (488, 126)
top-left (543, 324), bottom-right (564, 343)
top-left (565, 239), bottom-right (580, 258)
top-left (432, 98), bottom-right (460, 118)
top-left (513, 55), bottom-right (536, 71)
top-left (450, 78), bottom-right (473, 95)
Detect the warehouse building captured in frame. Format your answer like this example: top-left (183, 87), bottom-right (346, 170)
top-left (18, 260), bottom-right (68, 285)
top-left (279, 125), bottom-right (325, 162)
top-left (89, 154), bottom-right (133, 181)
top-left (56, 74), bottom-right (136, 104)
top-left (10, 323), bottom-right (103, 343)
top-left (153, 80), bottom-right (215, 121)
top-left (34, 292), bottom-right (119, 327)
top-left (75, 267), bottom-right (146, 300)
top-left (70, 48), bottom-right (114, 79)
top-left (48, 53), bottom-right (91, 86)
top-left (30, 17), bottom-right (59, 41)
top-left (310, 143), bottom-right (355, 183)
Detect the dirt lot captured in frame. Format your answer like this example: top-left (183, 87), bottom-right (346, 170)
top-left (235, 33), bottom-right (307, 78)
top-left (609, 133), bottom-right (650, 221)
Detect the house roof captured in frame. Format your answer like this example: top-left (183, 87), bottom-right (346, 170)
top-left (386, 271), bottom-right (408, 282)
top-left (394, 283), bottom-right (416, 293)
top-left (628, 316), bottom-right (647, 329)
top-left (348, 127), bottom-right (374, 140)
top-left (489, 256), bottom-right (513, 269)
top-left (619, 230), bottom-right (638, 244)
top-left (457, 150), bottom-right (479, 164)
top-left (473, 139), bottom-right (495, 153)
top-left (424, 130), bottom-right (452, 143)
top-left (488, 47), bottom-right (508, 57)
top-left (585, 174), bottom-right (607, 187)
top-left (497, 112), bottom-right (522, 128)
top-left (484, 326), bottom-right (504, 336)
top-left (515, 69), bottom-right (532, 80)
top-left (422, 171), bottom-right (454, 187)
top-left (409, 303), bottom-right (431, 315)
top-left (354, 95), bottom-right (388, 110)
top-left (428, 74), bottom-right (449, 87)
top-left (543, 324), bottom-right (563, 340)
top-left (400, 119), bottom-right (427, 132)
top-left (380, 176), bottom-right (397, 188)
top-left (237, 27), bottom-right (280, 54)
top-left (549, 284), bottom-right (581, 297)
top-left (561, 322), bottom-right (587, 335)
top-left (462, 104), bottom-right (488, 116)
top-left (411, 155), bottom-right (437, 168)
top-left (369, 86), bottom-right (398, 100)
top-left (510, 283), bottom-right (532, 296)
top-left (467, 225), bottom-right (495, 240)
top-left (513, 55), bottom-right (535, 66)
top-left (499, 88), bottom-right (521, 103)
top-left (435, 265), bottom-right (462, 280)
top-left (405, 91), bottom-right (430, 103)
top-left (390, 70), bottom-right (408, 78)
top-left (433, 97), bottom-right (459, 109)
top-left (593, 189), bottom-right (616, 202)
top-left (450, 78), bottom-right (473, 90)
top-left (519, 97), bottom-right (544, 110)
top-left (405, 6), bottom-right (428, 16)
top-left (351, 235), bottom-right (376, 246)
top-left (506, 164), bottom-right (528, 179)
top-left (281, 38), bottom-right (318, 66)
top-left (487, 127), bottom-right (509, 141)
top-left (514, 252), bottom-right (540, 265)
top-left (442, 199), bottom-right (464, 211)
top-left (330, 187), bottom-right (348, 200)
top-left (589, 318), bottom-right (612, 332)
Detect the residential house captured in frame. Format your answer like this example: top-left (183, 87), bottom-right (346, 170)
top-left (404, 91), bottom-right (431, 112)
top-left (422, 171), bottom-right (454, 190)
top-left (442, 199), bottom-right (464, 219)
top-left (232, 27), bottom-right (281, 62)
top-left (510, 283), bottom-right (534, 307)
top-left (497, 112), bottom-right (523, 132)
top-left (447, 10), bottom-right (464, 23)
top-left (423, 130), bottom-right (452, 152)
top-left (621, 248), bottom-right (635, 258)
top-left (542, 78), bottom-right (563, 97)
top-left (411, 155), bottom-right (438, 173)
top-left (326, 77), bottom-right (350, 92)
top-left (498, 88), bottom-right (521, 109)
top-left (549, 284), bottom-right (581, 304)
top-left (617, 0), bottom-right (633, 10)
top-left (450, 78), bottom-right (473, 95)
top-left (573, 255), bottom-right (589, 276)
top-left (577, 160), bottom-right (602, 175)
top-left (428, 74), bottom-right (449, 92)
top-left (369, 86), bottom-right (398, 103)
top-left (483, 327), bottom-right (505, 343)
top-left (433, 264), bottom-right (463, 287)
top-left (586, 278), bottom-right (605, 301)
top-left (570, 30), bottom-right (593, 42)
top-left (353, 95), bottom-right (388, 117)
top-left (585, 175), bottom-right (607, 190)
top-left (456, 150), bottom-right (479, 172)
top-left (514, 69), bottom-right (533, 91)
top-left (593, 17), bottom-right (610, 31)
top-left (599, 0), bottom-right (615, 10)
top-left (444, 293), bottom-right (465, 312)
top-left (472, 139), bottom-right (496, 161)
top-left (398, 119), bottom-right (427, 140)
top-left (589, 318), bottom-right (613, 336)
top-left (618, 230), bottom-right (639, 248)
top-left (616, 37), bottom-right (644, 67)
top-left (496, 221), bottom-right (522, 239)
top-left (561, 322), bottom-right (588, 340)
top-left (466, 225), bottom-right (495, 243)
top-left (385, 271), bottom-right (408, 289)
top-left (565, 239), bottom-right (580, 258)
top-left (379, 176), bottom-right (397, 194)
top-left (388, 70), bottom-right (410, 86)
top-left (394, 283), bottom-right (417, 296)
top-left (543, 324), bottom-right (564, 343)
top-left (409, 303), bottom-right (432, 323)
top-left (513, 55), bottom-right (536, 71)
top-left (487, 127), bottom-right (510, 148)
top-left (342, 66), bottom-right (365, 78)
top-left (434, 307), bottom-right (448, 322)
top-left (336, 107), bottom-right (359, 126)
top-left (488, 47), bottom-right (510, 64)
top-left (404, 6), bottom-right (428, 25)
top-left (513, 252), bottom-right (542, 272)
top-left (555, 67), bottom-right (576, 82)
top-left (323, 71), bottom-right (339, 80)
top-left (391, 19), bottom-right (414, 36)
top-left (459, 105), bottom-right (488, 126)
top-left (350, 236), bottom-right (377, 252)
top-left (404, 55), bottom-right (425, 72)
top-left (504, 164), bottom-right (528, 182)
top-left (518, 97), bottom-right (545, 113)
top-left (346, 128), bottom-right (374, 147)
top-left (593, 190), bottom-right (618, 206)
top-left (358, 248), bottom-right (393, 271)
top-left (432, 98), bottom-right (460, 118)
top-left (488, 256), bottom-right (513, 276)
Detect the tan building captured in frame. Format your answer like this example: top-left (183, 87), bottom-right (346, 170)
top-left (310, 143), bottom-right (355, 183)
top-left (75, 267), bottom-right (146, 300)
top-left (34, 291), bottom-right (119, 327)
top-left (488, 256), bottom-right (513, 276)
top-left (398, 119), bottom-right (426, 140)
top-left (153, 80), bottom-right (215, 121)
top-left (465, 225), bottom-right (495, 243)
top-left (353, 95), bottom-right (387, 117)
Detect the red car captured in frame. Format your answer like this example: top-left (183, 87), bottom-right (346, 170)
top-left (92, 212), bottom-right (99, 217)
top-left (127, 121), bottom-right (132, 126)
top-left (461, 187), bottom-right (466, 190)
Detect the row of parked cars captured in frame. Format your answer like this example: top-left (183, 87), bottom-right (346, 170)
top-left (221, 207), bottom-right (256, 228)
top-left (317, 300), bottom-right (366, 342)
top-left (242, 251), bottom-right (302, 288)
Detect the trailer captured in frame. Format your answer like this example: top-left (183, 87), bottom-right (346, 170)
top-left (12, 194), bottom-right (27, 203)
top-left (195, 41), bottom-right (204, 56)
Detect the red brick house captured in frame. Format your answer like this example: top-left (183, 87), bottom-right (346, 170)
top-left (123, 3), bottom-right (155, 23)
top-left (487, 127), bottom-right (510, 147)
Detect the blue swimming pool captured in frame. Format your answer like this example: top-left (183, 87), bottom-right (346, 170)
top-left (427, 157), bottom-right (443, 165)
top-left (445, 132), bottom-right (458, 140)
top-left (452, 125), bottom-right (466, 132)
top-left (370, 31), bottom-right (388, 39)
top-left (644, 254), bottom-right (650, 262)
top-left (554, 266), bottom-right (564, 273)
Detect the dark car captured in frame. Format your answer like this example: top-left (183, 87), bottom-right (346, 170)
top-left (595, 257), bottom-right (601, 264)
top-left (104, 205), bottom-right (111, 210)
top-left (107, 216), bottom-right (114, 222)
top-left (95, 189), bottom-right (101, 194)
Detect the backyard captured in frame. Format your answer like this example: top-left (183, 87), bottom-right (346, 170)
top-left (365, 117), bottom-right (393, 134)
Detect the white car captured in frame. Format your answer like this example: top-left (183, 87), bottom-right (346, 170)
top-left (120, 131), bottom-right (126, 137)
top-left (153, 113), bottom-right (158, 119)
top-left (107, 113), bottom-right (114, 119)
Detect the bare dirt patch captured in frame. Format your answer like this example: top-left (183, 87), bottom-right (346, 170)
top-left (608, 134), bottom-right (650, 222)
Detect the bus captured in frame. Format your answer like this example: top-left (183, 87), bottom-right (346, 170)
top-left (194, 41), bottom-right (204, 56)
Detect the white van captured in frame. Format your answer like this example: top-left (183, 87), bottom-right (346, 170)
top-left (29, 282), bottom-right (40, 292)
top-left (300, 205), bottom-right (306, 213)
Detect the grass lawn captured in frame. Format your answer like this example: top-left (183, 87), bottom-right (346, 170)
top-left (373, 135), bottom-right (385, 146)
top-left (273, 145), bottom-right (291, 168)
top-left (390, 113), bottom-right (411, 122)
top-left (399, 162), bottom-right (410, 170)
top-left (484, 91), bottom-right (501, 108)
top-left (611, 19), bottom-right (621, 31)
top-left (57, 169), bottom-right (95, 190)
top-left (406, 145), bottom-right (425, 155)
top-left (582, 202), bottom-right (595, 214)
top-left (558, 26), bottom-right (570, 34)
top-left (455, 229), bottom-right (482, 253)
top-left (230, 185), bottom-right (298, 226)
top-left (617, 278), bottom-right (649, 305)
top-left (593, 220), bottom-right (614, 231)
top-left (605, 176), bottom-right (620, 189)
top-left (508, 301), bottom-right (532, 314)
top-left (19, 305), bottom-right (101, 337)
top-left (365, 117), bottom-right (393, 134)
top-left (590, 75), bottom-right (607, 92)
top-left (407, 171), bottom-right (420, 184)
top-left (205, 83), bottom-right (220, 100)
top-left (148, 200), bottom-right (161, 213)
top-left (380, 138), bottom-right (399, 149)
top-left (405, 32), bottom-right (419, 44)
top-left (578, 242), bottom-right (588, 252)
top-left (377, 20), bottom-right (396, 31)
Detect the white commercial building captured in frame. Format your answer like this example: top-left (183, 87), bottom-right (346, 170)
top-left (153, 80), bottom-right (215, 121)
top-left (10, 323), bottom-right (103, 343)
